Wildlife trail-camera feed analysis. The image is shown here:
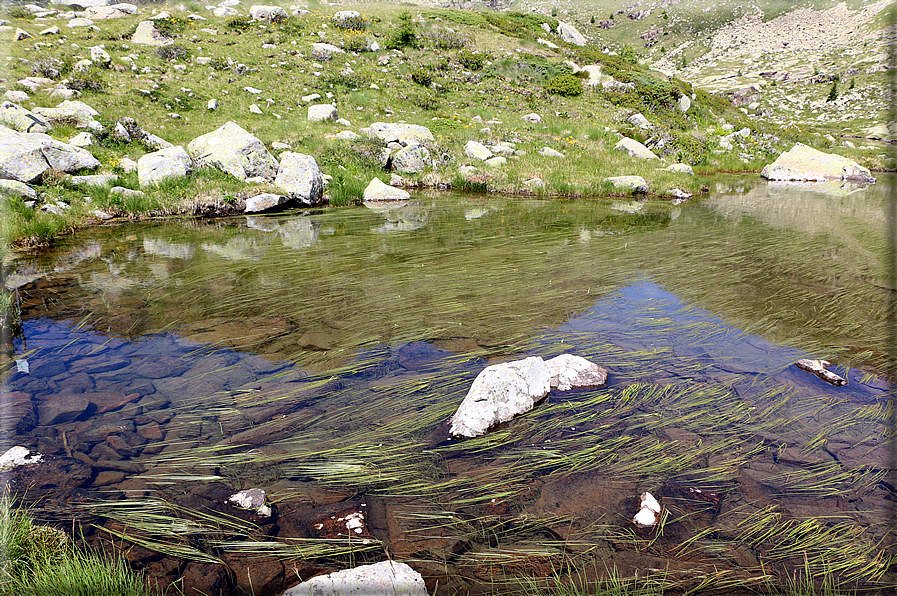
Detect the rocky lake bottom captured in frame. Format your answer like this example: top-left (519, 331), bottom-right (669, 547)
top-left (1, 176), bottom-right (895, 594)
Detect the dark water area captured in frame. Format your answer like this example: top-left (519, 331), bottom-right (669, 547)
top-left (1, 176), bottom-right (895, 595)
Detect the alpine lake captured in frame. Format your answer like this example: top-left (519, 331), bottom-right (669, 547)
top-left (1, 174), bottom-right (895, 595)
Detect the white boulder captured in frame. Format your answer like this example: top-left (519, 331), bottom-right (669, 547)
top-left (545, 354), bottom-right (608, 391)
top-left (274, 152), bottom-right (324, 205)
top-left (249, 5), bottom-right (287, 21)
top-left (464, 140), bottom-right (492, 161)
top-left (187, 121), bottom-right (279, 181)
top-left (307, 104), bottom-right (338, 122)
top-left (363, 177), bottom-right (410, 201)
top-left (137, 145), bottom-right (192, 186)
top-left (614, 137), bottom-right (659, 160)
top-left (0, 124), bottom-right (99, 183)
top-left (557, 21), bottom-right (587, 46)
top-left (282, 561), bottom-right (428, 596)
top-left (449, 356), bottom-right (551, 438)
top-left (760, 143), bottom-right (875, 183)
top-left (0, 101), bottom-right (51, 133)
top-left (368, 123), bottom-right (434, 145)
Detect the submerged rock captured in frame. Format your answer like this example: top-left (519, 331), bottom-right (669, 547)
top-left (0, 446), bottom-right (42, 472)
top-left (632, 492), bottom-right (661, 527)
top-left (449, 356), bottom-right (551, 438)
top-left (795, 359), bottom-right (847, 386)
top-left (282, 561), bottom-right (428, 596)
top-left (760, 143), bottom-right (875, 183)
top-left (363, 177), bottom-right (410, 201)
top-left (228, 488), bottom-right (272, 518)
top-left (545, 354), bottom-right (608, 391)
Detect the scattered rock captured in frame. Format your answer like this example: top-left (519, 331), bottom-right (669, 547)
top-left (628, 113), bottom-right (654, 131)
top-left (464, 140), bottom-right (493, 161)
top-left (614, 138), bottom-right (660, 160)
top-left (632, 492), bottom-right (661, 527)
top-left (545, 354), bottom-right (608, 391)
top-left (110, 186), bottom-right (145, 199)
top-left (0, 179), bottom-right (37, 199)
top-left (311, 42), bottom-right (344, 61)
top-left (538, 147), bottom-right (564, 158)
top-left (137, 145), bottom-right (193, 186)
top-left (483, 156), bottom-right (506, 168)
top-left (0, 446), bottom-right (42, 472)
top-left (245, 193), bottom-right (288, 213)
top-left (274, 152), bottom-right (324, 205)
top-left (678, 95), bottom-right (691, 113)
top-left (39, 25), bottom-right (60, 35)
top-left (604, 175), bottom-right (649, 193)
top-left (666, 163), bottom-right (694, 175)
top-left (363, 177), bottom-right (410, 201)
top-left (521, 113), bottom-right (542, 124)
top-left (760, 143), bottom-right (875, 183)
top-left (15, 28), bottom-right (32, 41)
top-left (449, 356), bottom-right (551, 438)
top-left (0, 101), bottom-right (51, 134)
top-left (70, 173), bottom-right (116, 186)
top-left (282, 561), bottom-right (428, 596)
top-left (131, 20), bottom-right (173, 46)
top-left (557, 21), bottom-right (586, 46)
top-left (249, 5), bottom-right (287, 21)
top-left (187, 121), bottom-right (279, 181)
top-left (32, 100), bottom-right (101, 130)
top-left (307, 104), bottom-right (338, 122)
top-left (367, 123), bottom-right (434, 145)
top-left (227, 488), bottom-right (272, 517)
top-left (68, 132), bottom-right (94, 147)
top-left (391, 144), bottom-right (430, 174)
top-left (0, 124), bottom-right (100, 183)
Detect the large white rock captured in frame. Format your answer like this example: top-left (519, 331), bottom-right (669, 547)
top-left (282, 561), bottom-right (428, 596)
top-left (187, 121), bottom-right (279, 181)
top-left (628, 113), bottom-right (654, 131)
top-left (131, 20), bottom-right (172, 46)
top-left (0, 124), bottom-right (99, 183)
top-left (368, 123), bottom-right (434, 145)
top-left (332, 10), bottom-right (361, 26)
top-left (449, 356), bottom-right (551, 438)
top-left (307, 104), bottom-right (338, 122)
top-left (0, 101), bottom-right (51, 133)
top-left (137, 145), bottom-right (192, 186)
top-left (0, 447), bottom-right (42, 473)
top-left (249, 5), bottom-right (287, 20)
top-left (614, 137), bottom-right (659, 160)
top-left (0, 179), bottom-right (37, 200)
top-left (760, 143), bottom-right (875, 183)
top-left (274, 152), bottom-right (324, 205)
top-left (392, 145), bottom-right (430, 174)
top-left (245, 193), bottom-right (288, 213)
top-left (32, 100), bottom-right (100, 130)
top-left (545, 354), bottom-right (608, 391)
top-left (363, 177), bottom-right (410, 201)
top-left (604, 175), bottom-right (648, 193)
top-left (464, 140), bottom-right (492, 161)
top-left (557, 21), bottom-right (587, 46)
top-left (85, 5), bottom-right (129, 19)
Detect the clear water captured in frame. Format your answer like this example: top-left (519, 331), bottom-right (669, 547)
top-left (2, 175), bottom-right (894, 593)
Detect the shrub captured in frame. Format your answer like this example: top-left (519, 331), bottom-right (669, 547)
top-left (335, 30), bottom-right (369, 53)
top-left (225, 15), bottom-right (253, 33)
top-left (153, 15), bottom-right (190, 37)
top-left (67, 71), bottom-right (105, 92)
top-left (410, 68), bottom-right (432, 87)
top-left (545, 73), bottom-right (582, 96)
top-left (423, 28), bottom-right (468, 49)
top-left (457, 49), bottom-right (485, 71)
top-left (155, 43), bottom-right (189, 61)
top-left (322, 70), bottom-right (371, 89)
top-left (826, 81), bottom-right (838, 102)
top-left (29, 57), bottom-right (67, 79)
top-left (386, 11), bottom-right (417, 49)
top-left (6, 6), bottom-right (33, 19)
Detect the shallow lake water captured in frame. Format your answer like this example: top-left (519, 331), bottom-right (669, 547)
top-left (1, 175), bottom-right (895, 595)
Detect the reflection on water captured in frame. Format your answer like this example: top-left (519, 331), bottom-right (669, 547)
top-left (1, 177), bottom-right (894, 594)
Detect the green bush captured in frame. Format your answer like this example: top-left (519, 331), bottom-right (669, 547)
top-left (410, 68), bottom-right (432, 87)
top-left (423, 29), bottom-right (468, 49)
top-left (826, 81), bottom-right (838, 102)
top-left (386, 11), bottom-right (417, 49)
top-left (6, 6), bottom-right (33, 19)
top-left (152, 15), bottom-right (190, 37)
top-left (155, 44), bottom-right (189, 61)
top-left (225, 15), bottom-right (253, 33)
top-left (544, 73), bottom-right (582, 96)
top-left (457, 49), bottom-right (485, 71)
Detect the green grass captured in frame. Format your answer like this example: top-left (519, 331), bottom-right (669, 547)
top-left (0, 499), bottom-right (157, 596)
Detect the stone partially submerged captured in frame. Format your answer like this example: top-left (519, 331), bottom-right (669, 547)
top-left (449, 356), bottom-right (551, 438)
top-left (282, 561), bottom-right (428, 596)
top-left (795, 359), bottom-right (847, 386)
top-left (545, 354), bottom-right (608, 391)
top-left (274, 152), bottom-right (324, 205)
top-left (760, 143), bottom-right (875, 183)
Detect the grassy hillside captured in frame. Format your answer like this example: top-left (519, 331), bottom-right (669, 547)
top-left (0, 0), bottom-right (891, 249)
